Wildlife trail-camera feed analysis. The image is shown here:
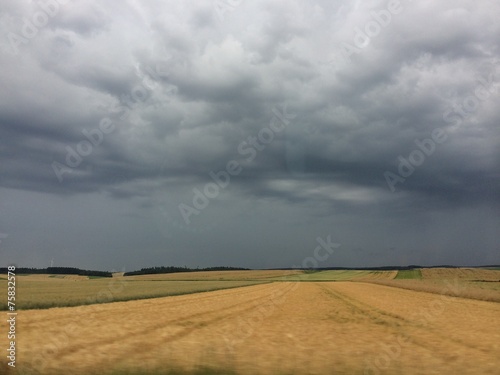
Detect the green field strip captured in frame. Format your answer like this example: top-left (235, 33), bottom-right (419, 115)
top-left (395, 269), bottom-right (422, 279)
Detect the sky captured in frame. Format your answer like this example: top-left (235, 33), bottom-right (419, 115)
top-left (0, 0), bottom-right (499, 272)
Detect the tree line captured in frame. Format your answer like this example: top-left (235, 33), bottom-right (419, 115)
top-left (0, 267), bottom-right (112, 277)
top-left (123, 266), bottom-right (249, 276)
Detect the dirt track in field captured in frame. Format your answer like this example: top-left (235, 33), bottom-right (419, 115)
top-left (5, 282), bottom-right (500, 375)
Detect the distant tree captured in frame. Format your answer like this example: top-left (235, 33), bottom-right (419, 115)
top-left (0, 267), bottom-right (112, 277)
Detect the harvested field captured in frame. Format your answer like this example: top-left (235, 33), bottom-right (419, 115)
top-left (361, 279), bottom-right (500, 303)
top-left (287, 270), bottom-right (396, 281)
top-left (421, 267), bottom-right (500, 281)
top-left (125, 269), bottom-right (304, 281)
top-left (1, 269), bottom-right (393, 311)
top-left (4, 282), bottom-right (499, 375)
top-left (365, 268), bottom-right (500, 303)
top-left (0, 276), bottom-right (264, 310)
top-left (292, 270), bottom-right (368, 281)
top-left (129, 269), bottom-right (397, 282)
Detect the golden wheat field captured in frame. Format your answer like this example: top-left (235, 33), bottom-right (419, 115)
top-left (365, 268), bottom-right (500, 303)
top-left (0, 275), bottom-right (265, 310)
top-left (420, 267), bottom-right (500, 280)
top-left (0, 270), bottom-right (396, 310)
top-left (124, 269), bottom-right (304, 281)
top-left (2, 271), bottom-right (500, 375)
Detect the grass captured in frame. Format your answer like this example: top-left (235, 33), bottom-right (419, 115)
top-left (395, 269), bottom-right (422, 279)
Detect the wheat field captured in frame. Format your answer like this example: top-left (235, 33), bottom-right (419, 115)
top-left (0, 270), bottom-right (399, 310)
top-left (3, 280), bottom-right (500, 375)
top-left (123, 269), bottom-right (304, 281)
top-left (364, 268), bottom-right (500, 303)
top-left (0, 275), bottom-right (265, 310)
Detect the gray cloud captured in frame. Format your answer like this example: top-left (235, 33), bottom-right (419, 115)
top-left (0, 0), bottom-right (499, 270)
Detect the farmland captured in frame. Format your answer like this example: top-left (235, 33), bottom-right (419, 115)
top-left (2, 276), bottom-right (499, 375)
top-left (284, 269), bottom-right (396, 281)
top-left (0, 270), bottom-right (396, 310)
top-left (394, 269), bottom-right (422, 279)
top-left (1, 268), bottom-right (499, 374)
top-left (364, 268), bottom-right (500, 303)
top-left (0, 274), bottom-right (266, 310)
top-left (124, 269), bottom-right (303, 281)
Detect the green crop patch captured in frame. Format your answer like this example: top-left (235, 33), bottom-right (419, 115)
top-left (395, 269), bottom-right (422, 279)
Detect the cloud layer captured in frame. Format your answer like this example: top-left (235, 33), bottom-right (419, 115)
top-left (0, 0), bottom-right (499, 270)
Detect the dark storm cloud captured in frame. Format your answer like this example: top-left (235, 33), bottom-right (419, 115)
top-left (0, 0), bottom-right (499, 269)
top-left (1, 0), bottom-right (498, 202)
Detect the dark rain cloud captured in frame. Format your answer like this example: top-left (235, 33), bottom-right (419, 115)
top-left (0, 0), bottom-right (498, 269)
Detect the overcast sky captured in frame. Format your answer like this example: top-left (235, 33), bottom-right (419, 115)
top-left (0, 0), bottom-right (499, 271)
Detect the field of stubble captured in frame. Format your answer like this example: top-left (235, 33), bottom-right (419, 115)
top-left (2, 274), bottom-right (500, 375)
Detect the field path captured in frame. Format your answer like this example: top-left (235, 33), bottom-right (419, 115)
top-left (6, 282), bottom-right (500, 374)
